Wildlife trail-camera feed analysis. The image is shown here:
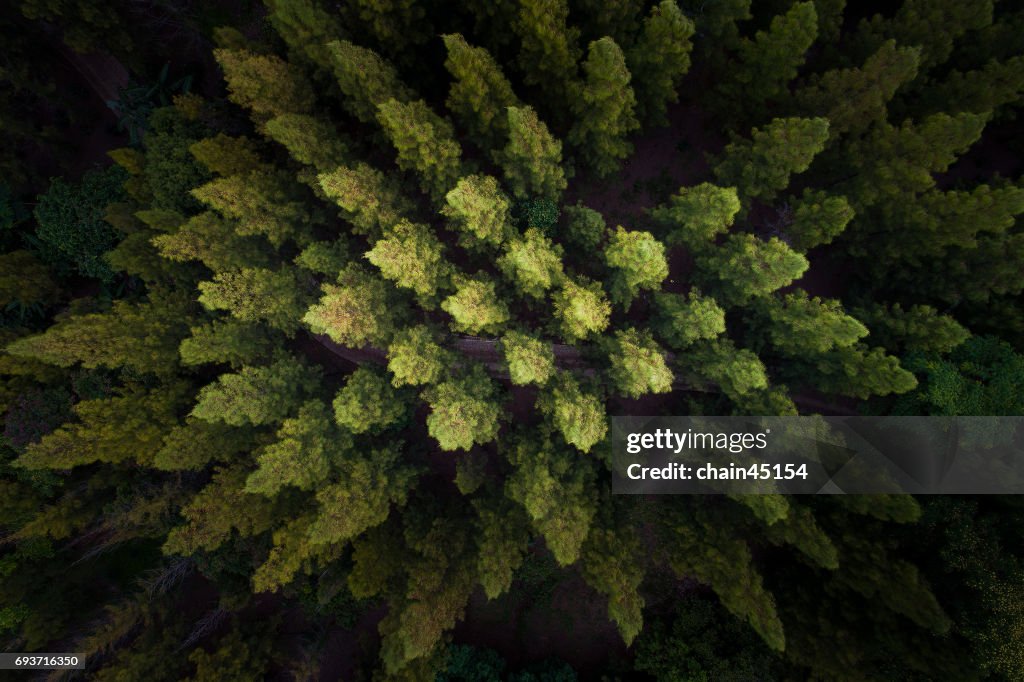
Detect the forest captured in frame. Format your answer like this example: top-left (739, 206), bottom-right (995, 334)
top-left (2, 0), bottom-right (1024, 679)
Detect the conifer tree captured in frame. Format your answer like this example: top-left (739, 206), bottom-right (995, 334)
top-left (581, 522), bottom-right (645, 645)
top-left (151, 211), bottom-right (275, 272)
top-left (649, 183), bottom-right (740, 248)
top-left (333, 368), bottom-right (407, 434)
top-left (442, 174), bottom-right (513, 249)
top-left (245, 400), bottom-right (345, 495)
top-left (697, 234), bottom-right (808, 306)
top-left (326, 40), bottom-right (414, 123)
top-left (795, 40), bottom-right (921, 135)
top-left (441, 276), bottom-right (510, 335)
top-left (473, 497), bottom-right (531, 599)
top-left (318, 163), bottom-right (413, 239)
top-left (377, 99), bottom-right (463, 200)
top-left (505, 432), bottom-right (598, 564)
top-left (198, 267), bottom-right (310, 334)
top-left (365, 220), bottom-right (451, 303)
top-left (808, 344), bottom-right (917, 399)
top-left (442, 34), bottom-right (522, 153)
top-left (627, 0), bottom-right (695, 126)
top-left (153, 419), bottom-right (258, 472)
top-left (853, 303), bottom-right (969, 355)
top-left (179, 319), bottom-right (278, 368)
top-left (653, 291), bottom-right (726, 350)
top-left (494, 106), bottom-right (567, 201)
top-left (680, 338), bottom-right (769, 400)
top-left (347, 0), bottom-right (431, 58)
top-left (189, 134), bottom-right (264, 177)
top-left (303, 264), bottom-right (399, 347)
top-left (499, 331), bottom-right (556, 386)
top-left (560, 201), bottom-right (606, 250)
top-left (713, 117), bottom-right (830, 205)
top-left (909, 55), bottom-right (1024, 118)
top-left (514, 0), bottom-right (580, 115)
top-left (536, 373), bottom-right (607, 453)
top-left (214, 49), bottom-right (315, 120)
top-left (604, 226), bottom-right (669, 307)
top-left (422, 365), bottom-right (502, 451)
top-left (552, 277), bottom-right (612, 341)
top-left (572, 0), bottom-right (645, 47)
top-left (265, 0), bottom-right (346, 71)
top-left (607, 329), bottom-right (673, 398)
top-left (786, 190), bottom-right (855, 251)
top-left (568, 37), bottom-right (640, 177)
top-left (717, 2), bottom-right (818, 112)
top-left (759, 291), bottom-right (868, 355)
top-left (191, 354), bottom-right (321, 426)
top-left (387, 325), bottom-right (451, 388)
top-left (497, 227), bottom-right (565, 299)
top-left (264, 114), bottom-right (350, 172)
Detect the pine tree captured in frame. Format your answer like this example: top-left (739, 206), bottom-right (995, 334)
top-left (347, 0), bottom-right (431, 58)
top-left (713, 117), bottom-right (830, 205)
top-left (908, 55), bottom-right (1024, 118)
top-left (441, 276), bottom-right (510, 335)
top-left (759, 291), bottom-right (868, 355)
top-left (265, 0), bottom-right (346, 72)
top-left (264, 114), bottom-right (350, 172)
top-left (422, 365), bottom-right (502, 451)
top-left (536, 372), bottom-right (607, 453)
top-left (151, 211), bottom-right (275, 272)
top-left (303, 264), bottom-right (399, 347)
top-left (551, 277), bottom-right (612, 341)
top-left (580, 522), bottom-right (645, 644)
top-left (442, 34), bottom-right (522, 153)
top-left (853, 303), bottom-right (969, 355)
top-left (333, 368), bottom-right (407, 434)
top-left (494, 106), bottom-right (567, 201)
top-left (191, 354), bottom-right (321, 426)
top-left (386, 325), bottom-right (452, 388)
top-left (214, 49), bottom-right (315, 120)
top-left (5, 293), bottom-right (192, 375)
top-left (189, 134), bottom-right (264, 177)
top-left (153, 419), bottom-right (257, 471)
top-left (365, 220), bottom-right (451, 303)
top-left (717, 2), bottom-right (818, 112)
top-left (795, 40), bottom-right (921, 135)
top-left (808, 344), bottom-right (917, 399)
top-left (680, 338), bottom-right (769, 400)
top-left (653, 291), bottom-right (726, 350)
top-left (198, 267), bottom-right (310, 334)
top-left (376, 98), bottom-right (463, 200)
top-left (649, 183), bottom-right (741, 248)
top-left (442, 174), bottom-right (513, 249)
top-left (505, 432), bottom-right (598, 564)
top-left (326, 40), bottom-right (413, 123)
top-left (497, 227), bottom-right (565, 299)
top-left (0, 251), bottom-right (61, 309)
top-left (514, 0), bottom-right (580, 116)
top-left (695, 234), bottom-right (808, 306)
top-left (318, 163), bottom-right (413, 239)
top-left (473, 496), bottom-right (530, 598)
top-left (606, 329), bottom-right (673, 398)
top-left (786, 190), bottom-right (854, 251)
top-left (179, 319), bottom-right (278, 368)
top-left (294, 239), bottom-right (349, 276)
top-left (560, 201), bottom-right (606, 250)
top-left (572, 0), bottom-right (645, 48)
top-left (245, 400), bottom-right (345, 495)
top-left (604, 226), bottom-right (669, 307)
top-left (627, 0), bottom-right (695, 126)
top-left (499, 331), bottom-right (555, 386)
top-left (568, 37), bottom-right (640, 177)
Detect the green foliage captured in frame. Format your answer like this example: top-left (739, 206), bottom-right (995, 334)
top-left (606, 329), bottom-right (673, 398)
top-left (696, 234), bottom-right (809, 306)
top-left (441, 276), bottom-right (510, 335)
top-left (551, 277), bottom-right (612, 341)
top-left (0, 251), bottom-right (61, 309)
top-left (759, 291), bottom-right (868, 356)
top-left (318, 162), bottom-right (413, 239)
top-left (537, 373), bottom-right (607, 453)
top-left (627, 0), bottom-right (695, 126)
top-left (500, 331), bottom-right (555, 386)
top-left (653, 291), bottom-right (726, 350)
top-left (713, 117), bottom-right (830, 205)
top-left (422, 365), bottom-right (502, 451)
top-left (443, 34), bottom-right (521, 153)
top-left (327, 39), bottom-right (414, 123)
top-left (198, 267), bottom-right (309, 334)
top-left (377, 98), bottom-right (463, 200)
top-left (650, 182), bottom-right (740, 248)
top-left (33, 166), bottom-right (127, 280)
top-left (191, 354), bottom-right (321, 426)
top-left (514, 0), bottom-right (580, 111)
top-left (304, 264), bottom-right (398, 347)
top-left (681, 338), bottom-right (768, 400)
top-left (786, 189), bottom-right (854, 251)
top-left (246, 400), bottom-right (343, 494)
top-left (387, 325), bottom-right (451, 387)
top-left (568, 37), bottom-right (640, 177)
top-left (366, 219), bottom-right (451, 302)
top-left (496, 106), bottom-right (567, 201)
top-left (442, 174), bottom-right (513, 249)
top-left (498, 227), bottom-right (565, 299)
top-left (580, 524), bottom-right (645, 644)
top-left (854, 303), bottom-right (969, 355)
top-left (512, 197), bottom-right (560, 232)
top-left (560, 202), bottom-right (605, 250)
top-left (264, 114), bottom-right (350, 172)
top-left (604, 226), bottom-right (669, 307)
top-left (179, 319), bottom-right (277, 368)
top-left (809, 344), bottom-right (918, 399)
top-left (214, 48), bottom-right (315, 119)
top-left (333, 368), bottom-right (406, 433)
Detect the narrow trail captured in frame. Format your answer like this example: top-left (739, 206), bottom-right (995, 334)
top-left (312, 334), bottom-right (856, 415)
